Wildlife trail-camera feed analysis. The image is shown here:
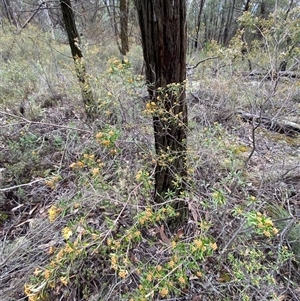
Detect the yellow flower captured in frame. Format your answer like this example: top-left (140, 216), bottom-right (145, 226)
top-left (160, 287), bottom-right (169, 298)
top-left (33, 268), bottom-right (42, 276)
top-left (156, 265), bottom-right (162, 272)
top-left (62, 227), bottom-right (73, 240)
top-left (146, 273), bottom-right (152, 281)
top-left (257, 222), bottom-right (264, 228)
top-left (110, 149), bottom-right (117, 155)
top-left (76, 161), bottom-right (84, 168)
top-left (24, 283), bottom-right (31, 296)
top-left (118, 269), bottom-right (128, 278)
top-left (64, 244), bottom-right (73, 253)
top-left (60, 276), bottom-right (68, 286)
top-left (56, 249), bottom-right (65, 260)
top-left (102, 139), bottom-right (110, 146)
top-left (145, 208), bottom-right (153, 218)
top-left (96, 132), bottom-right (103, 139)
top-left (263, 230), bottom-right (271, 237)
top-left (28, 295), bottom-right (38, 301)
top-left (48, 205), bottom-right (60, 222)
top-left (111, 254), bottom-right (118, 267)
top-left (92, 168), bottom-right (100, 176)
top-left (44, 269), bottom-right (51, 280)
top-left (135, 170), bottom-right (142, 181)
top-left (178, 276), bottom-right (185, 284)
top-left (69, 162), bottom-right (76, 168)
top-left (273, 227), bottom-right (279, 235)
top-left (210, 242), bottom-right (218, 251)
top-left (196, 271), bottom-right (202, 278)
top-left (107, 92), bottom-right (113, 97)
top-left (194, 239), bottom-right (203, 249)
top-left (264, 219), bottom-right (273, 226)
top-left (168, 260), bottom-right (175, 268)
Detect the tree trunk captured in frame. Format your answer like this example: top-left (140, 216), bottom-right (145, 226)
top-left (119, 0), bottom-right (129, 55)
top-left (134, 0), bottom-right (188, 220)
top-left (2, 0), bottom-right (19, 28)
top-left (194, 0), bottom-right (205, 50)
top-left (60, 0), bottom-right (95, 120)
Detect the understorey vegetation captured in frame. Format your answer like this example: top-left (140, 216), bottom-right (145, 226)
top-left (0, 2), bottom-right (300, 301)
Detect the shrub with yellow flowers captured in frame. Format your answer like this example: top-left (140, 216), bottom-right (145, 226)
top-left (107, 56), bottom-right (131, 75)
top-left (246, 211), bottom-right (279, 237)
top-left (105, 204), bottom-right (218, 300)
top-left (95, 127), bottom-right (119, 154)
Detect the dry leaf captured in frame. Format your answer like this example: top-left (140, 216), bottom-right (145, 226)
top-left (175, 228), bottom-right (184, 238)
top-left (158, 225), bottom-right (171, 245)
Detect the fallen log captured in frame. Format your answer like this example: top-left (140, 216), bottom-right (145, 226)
top-left (240, 70), bottom-right (300, 79)
top-left (237, 111), bottom-right (300, 136)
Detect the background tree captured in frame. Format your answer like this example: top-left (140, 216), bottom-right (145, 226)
top-left (102, 0), bottom-right (130, 55)
top-left (60, 0), bottom-right (95, 120)
top-left (134, 0), bottom-right (188, 217)
top-left (119, 0), bottom-right (129, 55)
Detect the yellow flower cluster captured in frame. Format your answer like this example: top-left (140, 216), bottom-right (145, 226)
top-left (192, 239), bottom-right (207, 252)
top-left (45, 176), bottom-right (60, 189)
top-left (138, 207), bottom-right (153, 225)
top-left (118, 269), bottom-right (128, 278)
top-left (110, 254), bottom-right (118, 270)
top-left (48, 205), bottom-right (60, 222)
top-left (107, 57), bottom-right (130, 73)
top-left (144, 101), bottom-right (157, 114)
top-left (159, 287), bottom-right (169, 298)
top-left (96, 130), bottom-right (118, 154)
top-left (62, 227), bottom-right (73, 240)
top-left (252, 212), bottom-right (279, 237)
top-left (69, 161), bottom-right (84, 169)
top-left (24, 284), bottom-right (39, 301)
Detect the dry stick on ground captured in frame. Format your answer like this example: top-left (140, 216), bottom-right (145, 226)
top-left (0, 111), bottom-right (92, 133)
top-left (237, 111), bottom-right (300, 136)
top-left (0, 178), bottom-right (51, 192)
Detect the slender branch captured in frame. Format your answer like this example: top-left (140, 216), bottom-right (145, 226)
top-left (188, 56), bottom-right (219, 69)
top-left (0, 178), bottom-right (48, 192)
top-left (0, 111), bottom-right (92, 133)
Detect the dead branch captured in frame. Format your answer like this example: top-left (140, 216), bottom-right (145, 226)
top-left (237, 111), bottom-right (300, 136)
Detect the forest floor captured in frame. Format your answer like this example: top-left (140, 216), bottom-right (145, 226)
top-left (1, 35), bottom-right (300, 301)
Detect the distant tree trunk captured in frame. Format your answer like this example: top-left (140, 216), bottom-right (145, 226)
top-left (134, 0), bottom-right (188, 220)
top-left (2, 0), bottom-right (19, 28)
top-left (60, 0), bottom-right (95, 120)
top-left (194, 0), bottom-right (205, 50)
top-left (119, 0), bottom-right (129, 55)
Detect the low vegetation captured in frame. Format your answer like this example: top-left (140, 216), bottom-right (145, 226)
top-left (1, 19), bottom-right (300, 301)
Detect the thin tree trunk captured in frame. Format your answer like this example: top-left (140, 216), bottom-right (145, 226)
top-left (194, 0), bottom-right (205, 50)
top-left (119, 0), bottom-right (129, 55)
top-left (60, 0), bottom-right (95, 120)
top-left (134, 0), bottom-right (188, 220)
top-left (2, 0), bottom-right (19, 28)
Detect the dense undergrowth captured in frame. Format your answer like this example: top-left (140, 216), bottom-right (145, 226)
top-left (0, 21), bottom-right (300, 301)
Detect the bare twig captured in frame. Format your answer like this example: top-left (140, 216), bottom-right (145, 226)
top-left (0, 178), bottom-right (49, 192)
top-left (0, 111), bottom-right (92, 133)
top-left (188, 56), bottom-right (219, 69)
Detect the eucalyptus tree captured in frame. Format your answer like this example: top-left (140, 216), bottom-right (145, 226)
top-left (134, 0), bottom-right (188, 219)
